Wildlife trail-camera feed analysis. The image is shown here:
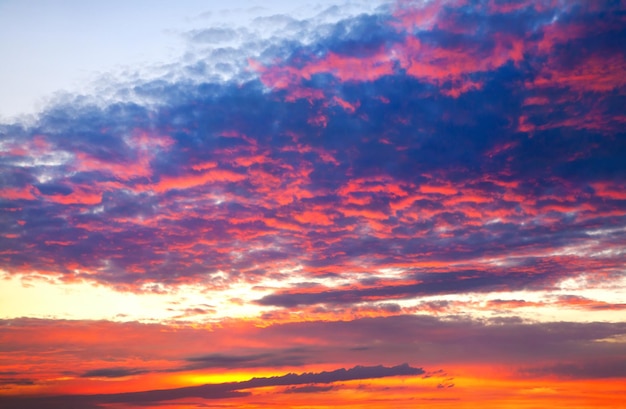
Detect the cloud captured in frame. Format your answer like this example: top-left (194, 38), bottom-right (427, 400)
top-left (0, 378), bottom-right (36, 386)
top-left (1, 364), bottom-right (422, 408)
top-left (256, 270), bottom-right (544, 307)
top-left (182, 351), bottom-right (308, 370)
top-left (284, 384), bottom-right (335, 394)
top-left (521, 359), bottom-right (626, 379)
top-left (80, 367), bottom-right (147, 379)
top-left (189, 27), bottom-right (240, 44)
top-left (0, 1), bottom-right (624, 312)
top-left (555, 295), bottom-right (626, 311)
top-left (2, 314), bottom-right (626, 405)
top-left (3, 315), bottom-right (625, 374)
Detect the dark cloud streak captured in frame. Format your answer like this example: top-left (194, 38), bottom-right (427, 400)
top-left (0, 364), bottom-right (422, 409)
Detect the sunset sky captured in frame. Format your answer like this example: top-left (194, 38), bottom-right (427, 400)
top-left (1, 0), bottom-right (626, 408)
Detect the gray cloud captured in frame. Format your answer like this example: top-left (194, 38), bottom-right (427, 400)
top-left (284, 384), bottom-right (335, 393)
top-left (182, 351), bottom-right (308, 370)
top-left (189, 27), bottom-right (240, 44)
top-left (520, 359), bottom-right (626, 379)
top-left (80, 367), bottom-right (147, 378)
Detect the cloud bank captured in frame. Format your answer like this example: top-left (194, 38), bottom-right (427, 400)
top-left (1, 1), bottom-right (624, 318)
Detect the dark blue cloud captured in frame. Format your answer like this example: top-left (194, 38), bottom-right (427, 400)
top-left (81, 367), bottom-right (147, 379)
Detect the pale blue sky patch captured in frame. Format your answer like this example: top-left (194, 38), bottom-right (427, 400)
top-left (0, 0), bottom-right (388, 120)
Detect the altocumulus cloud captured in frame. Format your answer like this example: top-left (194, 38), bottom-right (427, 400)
top-left (0, 1), bottom-right (624, 313)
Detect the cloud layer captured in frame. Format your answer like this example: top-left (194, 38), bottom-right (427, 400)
top-left (1, 315), bottom-right (625, 407)
top-left (1, 1), bottom-right (625, 309)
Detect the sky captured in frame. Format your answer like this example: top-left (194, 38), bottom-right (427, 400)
top-left (0, 0), bottom-right (625, 408)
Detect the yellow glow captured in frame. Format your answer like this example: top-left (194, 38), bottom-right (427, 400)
top-left (0, 272), bottom-right (270, 322)
top-left (177, 369), bottom-right (279, 386)
top-left (2, 269), bottom-right (624, 324)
